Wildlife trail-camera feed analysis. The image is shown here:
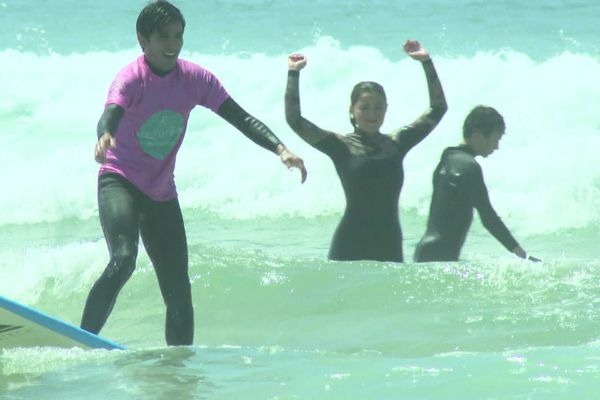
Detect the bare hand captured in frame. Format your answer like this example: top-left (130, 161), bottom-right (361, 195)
top-left (288, 53), bottom-right (307, 71)
top-left (403, 40), bottom-right (430, 62)
top-left (95, 132), bottom-right (116, 163)
top-left (278, 146), bottom-right (307, 183)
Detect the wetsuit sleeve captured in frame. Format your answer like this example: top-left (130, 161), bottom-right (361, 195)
top-left (285, 70), bottom-right (336, 146)
top-left (101, 65), bottom-right (139, 138)
top-left (390, 59), bottom-right (447, 151)
top-left (468, 164), bottom-right (520, 252)
top-left (96, 104), bottom-right (124, 139)
top-left (216, 97), bottom-right (283, 154)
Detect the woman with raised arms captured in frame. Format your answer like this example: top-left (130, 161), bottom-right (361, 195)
top-left (285, 40), bottom-right (447, 262)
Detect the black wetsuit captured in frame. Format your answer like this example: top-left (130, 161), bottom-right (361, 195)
top-left (413, 145), bottom-right (520, 262)
top-left (285, 59), bottom-right (446, 262)
top-left (82, 172), bottom-right (193, 344)
top-left (82, 68), bottom-right (285, 345)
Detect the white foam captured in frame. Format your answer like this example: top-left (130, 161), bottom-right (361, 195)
top-left (2, 39), bottom-right (600, 235)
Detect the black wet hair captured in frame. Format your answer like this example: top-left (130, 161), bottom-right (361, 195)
top-left (136, 0), bottom-right (186, 40)
top-left (463, 105), bottom-right (505, 138)
top-left (349, 81), bottom-right (387, 129)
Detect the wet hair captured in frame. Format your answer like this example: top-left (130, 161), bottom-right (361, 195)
top-left (349, 81), bottom-right (387, 129)
top-left (462, 105), bottom-right (505, 138)
top-left (136, 1), bottom-right (186, 40)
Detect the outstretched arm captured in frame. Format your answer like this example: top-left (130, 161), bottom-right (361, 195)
top-left (217, 97), bottom-right (307, 183)
top-left (391, 40), bottom-right (448, 150)
top-left (469, 166), bottom-right (540, 261)
top-left (285, 54), bottom-right (336, 146)
top-left (94, 104), bottom-right (124, 163)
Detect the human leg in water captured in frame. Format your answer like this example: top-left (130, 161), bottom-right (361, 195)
top-left (140, 198), bottom-right (193, 346)
top-left (81, 174), bottom-right (140, 334)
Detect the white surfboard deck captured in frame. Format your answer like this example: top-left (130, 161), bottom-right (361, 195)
top-left (0, 295), bottom-right (124, 350)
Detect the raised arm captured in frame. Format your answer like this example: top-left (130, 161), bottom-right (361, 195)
top-left (390, 40), bottom-right (448, 150)
top-left (217, 97), bottom-right (307, 183)
top-left (285, 54), bottom-right (336, 146)
top-left (94, 104), bottom-right (124, 163)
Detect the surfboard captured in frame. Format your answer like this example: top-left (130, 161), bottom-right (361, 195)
top-left (0, 295), bottom-right (124, 350)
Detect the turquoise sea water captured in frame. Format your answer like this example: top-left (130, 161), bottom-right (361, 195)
top-left (1, 1), bottom-right (600, 399)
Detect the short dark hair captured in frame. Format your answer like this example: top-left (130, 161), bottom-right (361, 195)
top-left (463, 105), bottom-right (505, 138)
top-left (349, 81), bottom-right (386, 129)
top-left (136, 1), bottom-right (185, 39)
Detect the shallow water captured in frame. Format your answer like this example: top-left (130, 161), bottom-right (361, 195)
top-left (1, 1), bottom-right (600, 398)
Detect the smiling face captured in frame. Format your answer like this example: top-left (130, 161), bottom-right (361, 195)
top-left (137, 19), bottom-right (184, 73)
top-left (350, 91), bottom-right (387, 135)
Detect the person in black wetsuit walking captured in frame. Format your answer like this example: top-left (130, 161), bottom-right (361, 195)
top-left (285, 40), bottom-right (447, 262)
top-left (414, 105), bottom-right (540, 262)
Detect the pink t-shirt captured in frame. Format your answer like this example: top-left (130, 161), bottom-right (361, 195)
top-left (99, 55), bottom-right (230, 200)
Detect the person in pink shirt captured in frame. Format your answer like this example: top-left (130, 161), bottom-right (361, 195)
top-left (82, 0), bottom-right (307, 346)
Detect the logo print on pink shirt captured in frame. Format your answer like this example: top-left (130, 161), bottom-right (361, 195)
top-left (137, 110), bottom-right (184, 160)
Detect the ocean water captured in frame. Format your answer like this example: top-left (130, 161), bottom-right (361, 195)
top-left (1, 0), bottom-right (600, 399)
